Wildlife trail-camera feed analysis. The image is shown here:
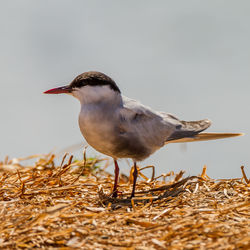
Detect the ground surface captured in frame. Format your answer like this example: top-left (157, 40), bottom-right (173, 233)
top-left (0, 152), bottom-right (249, 249)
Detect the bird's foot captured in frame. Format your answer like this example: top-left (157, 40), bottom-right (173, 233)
top-left (111, 191), bottom-right (118, 198)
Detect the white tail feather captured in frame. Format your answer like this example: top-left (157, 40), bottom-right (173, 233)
top-left (165, 133), bottom-right (244, 144)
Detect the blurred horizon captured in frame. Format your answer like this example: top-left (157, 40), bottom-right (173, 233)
top-left (0, 1), bottom-right (249, 178)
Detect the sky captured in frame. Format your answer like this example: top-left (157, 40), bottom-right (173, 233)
top-left (0, 1), bottom-right (249, 179)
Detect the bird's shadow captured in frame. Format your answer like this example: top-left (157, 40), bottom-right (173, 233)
top-left (98, 176), bottom-right (199, 209)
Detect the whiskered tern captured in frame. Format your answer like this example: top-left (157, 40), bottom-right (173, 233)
top-left (44, 71), bottom-right (243, 198)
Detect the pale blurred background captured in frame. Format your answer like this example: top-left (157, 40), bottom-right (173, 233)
top-left (0, 1), bottom-right (249, 178)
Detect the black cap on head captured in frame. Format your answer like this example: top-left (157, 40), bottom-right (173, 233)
top-left (69, 71), bottom-right (121, 93)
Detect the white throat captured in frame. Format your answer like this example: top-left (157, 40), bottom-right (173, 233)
top-left (72, 85), bottom-right (122, 106)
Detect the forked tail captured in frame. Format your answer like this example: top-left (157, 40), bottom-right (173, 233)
top-left (165, 132), bottom-right (244, 144)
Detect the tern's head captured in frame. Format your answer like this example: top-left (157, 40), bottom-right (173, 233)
top-left (44, 71), bottom-right (121, 104)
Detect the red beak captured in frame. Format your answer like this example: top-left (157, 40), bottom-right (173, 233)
top-left (43, 86), bottom-right (72, 94)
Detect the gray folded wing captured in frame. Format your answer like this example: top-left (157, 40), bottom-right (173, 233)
top-left (120, 96), bottom-right (211, 147)
top-left (119, 97), bottom-right (175, 148)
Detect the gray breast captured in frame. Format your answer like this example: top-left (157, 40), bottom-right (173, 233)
top-left (78, 105), bottom-right (117, 155)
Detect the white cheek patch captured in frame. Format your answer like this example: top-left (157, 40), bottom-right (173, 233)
top-left (72, 85), bottom-right (118, 104)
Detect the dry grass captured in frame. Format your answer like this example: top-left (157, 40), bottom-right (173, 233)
top-left (0, 150), bottom-right (249, 249)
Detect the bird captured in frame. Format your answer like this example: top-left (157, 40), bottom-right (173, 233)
top-left (44, 71), bottom-right (243, 198)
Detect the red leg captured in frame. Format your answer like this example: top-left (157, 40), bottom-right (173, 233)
top-left (130, 162), bottom-right (138, 198)
top-left (112, 159), bottom-right (120, 198)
